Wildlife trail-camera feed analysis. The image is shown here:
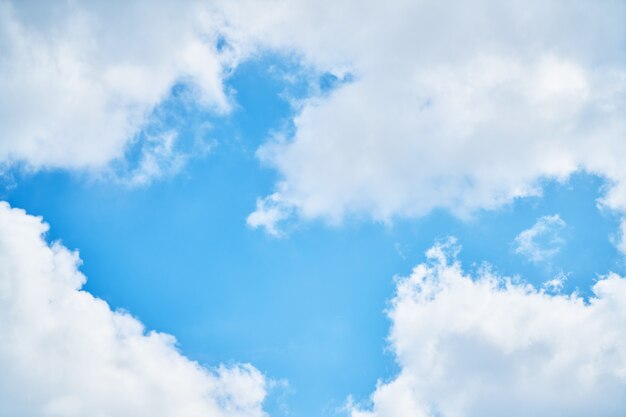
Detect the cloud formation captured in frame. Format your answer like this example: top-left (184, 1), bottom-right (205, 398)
top-left (351, 239), bottom-right (626, 417)
top-left (4, 0), bottom-right (626, 242)
top-left (0, 0), bottom-right (231, 173)
top-left (514, 214), bottom-right (566, 263)
top-left (223, 1), bottom-right (626, 241)
top-left (0, 201), bottom-right (267, 417)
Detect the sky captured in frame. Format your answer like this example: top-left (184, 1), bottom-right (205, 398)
top-left (0, 1), bottom-right (626, 417)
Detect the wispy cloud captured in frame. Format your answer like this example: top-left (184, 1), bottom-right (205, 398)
top-left (514, 214), bottom-right (567, 264)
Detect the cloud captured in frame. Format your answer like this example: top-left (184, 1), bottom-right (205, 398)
top-left (514, 214), bottom-right (566, 263)
top-left (114, 130), bottom-right (215, 187)
top-left (4, 0), bottom-right (626, 241)
top-left (0, 201), bottom-right (267, 417)
top-left (0, 0), bottom-right (232, 175)
top-left (218, 0), bottom-right (626, 240)
top-left (351, 239), bottom-right (626, 417)
top-left (542, 271), bottom-right (568, 294)
top-left (247, 193), bottom-right (292, 237)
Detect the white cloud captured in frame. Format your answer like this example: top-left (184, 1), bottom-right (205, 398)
top-left (217, 1), bottom-right (626, 240)
top-left (246, 193), bottom-right (292, 237)
top-left (514, 214), bottom-right (566, 263)
top-left (0, 0), bottom-right (232, 174)
top-left (114, 130), bottom-right (215, 187)
top-left (351, 239), bottom-right (626, 417)
top-left (0, 201), bottom-right (267, 417)
top-left (542, 271), bottom-right (568, 294)
top-left (5, 1), bottom-right (626, 239)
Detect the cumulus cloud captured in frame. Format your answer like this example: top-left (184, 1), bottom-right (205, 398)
top-left (0, 0), bottom-right (232, 174)
top-left (5, 0), bottom-right (626, 240)
top-left (0, 201), bottom-right (267, 417)
top-left (218, 0), bottom-right (626, 240)
top-left (514, 214), bottom-right (566, 263)
top-left (351, 239), bottom-right (626, 417)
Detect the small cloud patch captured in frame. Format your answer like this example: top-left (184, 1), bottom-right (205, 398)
top-left (514, 214), bottom-right (566, 263)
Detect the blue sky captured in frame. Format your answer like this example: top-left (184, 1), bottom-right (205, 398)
top-left (1, 2), bottom-right (626, 417)
top-left (4, 54), bottom-right (625, 417)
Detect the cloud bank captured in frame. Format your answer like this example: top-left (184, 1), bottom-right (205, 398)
top-left (0, 201), bottom-right (267, 417)
top-left (4, 0), bottom-right (626, 239)
top-left (0, 0), bottom-right (231, 172)
top-left (222, 0), bottom-right (626, 241)
top-left (351, 239), bottom-right (626, 417)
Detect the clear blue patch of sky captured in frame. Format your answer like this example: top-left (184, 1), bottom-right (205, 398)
top-left (389, 173), bottom-right (623, 296)
top-left (2, 53), bottom-right (623, 417)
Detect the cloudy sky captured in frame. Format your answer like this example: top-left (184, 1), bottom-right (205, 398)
top-left (1, 1), bottom-right (626, 416)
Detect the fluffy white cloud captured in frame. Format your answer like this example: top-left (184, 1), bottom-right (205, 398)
top-left (0, 201), bottom-right (267, 417)
top-left (514, 214), bottom-right (566, 263)
top-left (351, 239), bottom-right (626, 417)
top-left (0, 0), bottom-right (231, 172)
top-left (221, 0), bottom-right (626, 238)
top-left (5, 1), bottom-right (626, 233)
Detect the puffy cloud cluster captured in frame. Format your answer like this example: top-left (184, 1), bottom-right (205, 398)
top-left (0, 0), bottom-right (231, 172)
top-left (0, 201), bottom-right (267, 417)
top-left (222, 0), bottom-right (626, 239)
top-left (351, 239), bottom-right (626, 417)
top-left (4, 0), bottom-right (626, 235)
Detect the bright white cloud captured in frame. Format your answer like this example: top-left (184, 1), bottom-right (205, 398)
top-left (351, 239), bottom-right (626, 417)
top-left (5, 1), bottom-right (626, 237)
top-left (0, 0), bottom-right (232, 173)
top-left (218, 0), bottom-right (626, 239)
top-left (514, 214), bottom-right (566, 263)
top-left (0, 201), bottom-right (267, 417)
